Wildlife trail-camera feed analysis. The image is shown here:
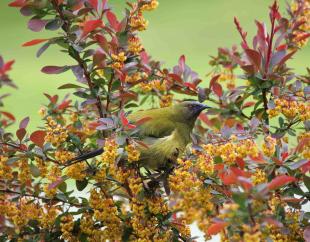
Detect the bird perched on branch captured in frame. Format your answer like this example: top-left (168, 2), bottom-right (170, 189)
top-left (69, 101), bottom-right (210, 169)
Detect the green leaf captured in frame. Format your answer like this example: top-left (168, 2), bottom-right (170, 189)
top-left (58, 83), bottom-right (84, 89)
top-left (303, 175), bottom-right (310, 192)
top-left (232, 192), bottom-right (247, 210)
top-left (30, 163), bottom-right (40, 177)
top-left (76, 179), bottom-right (88, 191)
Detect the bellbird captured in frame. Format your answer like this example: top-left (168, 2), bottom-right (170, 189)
top-left (68, 101), bottom-right (210, 169)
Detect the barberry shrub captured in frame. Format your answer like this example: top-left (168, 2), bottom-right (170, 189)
top-left (0, 0), bottom-right (309, 241)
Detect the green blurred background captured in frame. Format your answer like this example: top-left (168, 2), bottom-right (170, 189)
top-left (1, 0), bottom-right (309, 131)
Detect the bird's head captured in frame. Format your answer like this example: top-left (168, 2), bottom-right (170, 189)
top-left (173, 101), bottom-right (211, 123)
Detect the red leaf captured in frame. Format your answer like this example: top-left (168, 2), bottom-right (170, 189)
top-left (22, 38), bottom-right (49, 47)
top-left (30, 130), bottom-right (46, 148)
top-left (8, 0), bottom-right (25, 7)
top-left (241, 64), bottom-right (255, 74)
top-left (209, 74), bottom-right (220, 88)
top-left (44, 93), bottom-right (58, 104)
top-left (277, 50), bottom-right (297, 67)
top-left (168, 73), bottom-right (183, 84)
top-left (276, 44), bottom-right (287, 51)
top-left (48, 177), bottom-right (64, 190)
top-left (140, 51), bottom-right (150, 65)
top-left (178, 55), bottom-right (186, 72)
top-left (0, 111), bottom-right (15, 121)
top-left (1, 60), bottom-right (15, 75)
top-left (58, 100), bottom-right (72, 110)
top-left (220, 171), bottom-right (237, 185)
top-left (41, 65), bottom-right (69, 74)
top-left (106, 11), bottom-right (120, 32)
top-left (184, 82), bottom-right (197, 90)
top-left (120, 111), bottom-right (136, 129)
top-left (16, 128), bottom-right (26, 141)
top-left (267, 175), bottom-right (296, 190)
top-left (212, 83), bottom-right (223, 97)
top-left (82, 19), bottom-right (103, 37)
top-left (242, 101), bottom-right (255, 108)
top-left (245, 48), bottom-right (261, 70)
top-left (207, 222), bottom-right (228, 235)
top-left (88, 0), bottom-right (98, 10)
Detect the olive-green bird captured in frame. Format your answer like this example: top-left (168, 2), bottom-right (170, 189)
top-left (69, 101), bottom-right (209, 169)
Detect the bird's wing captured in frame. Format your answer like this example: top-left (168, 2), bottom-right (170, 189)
top-left (128, 109), bottom-right (175, 138)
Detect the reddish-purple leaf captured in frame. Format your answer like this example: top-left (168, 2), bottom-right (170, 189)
top-left (41, 65), bottom-right (69, 74)
top-left (19, 117), bottom-right (30, 129)
top-left (178, 55), bottom-right (186, 73)
top-left (81, 19), bottom-right (103, 37)
top-left (267, 175), bottom-right (296, 190)
top-left (277, 50), bottom-right (297, 67)
top-left (120, 111), bottom-right (136, 129)
top-left (106, 11), bottom-right (120, 32)
top-left (212, 83), bottom-right (223, 97)
top-left (168, 73), bottom-right (183, 84)
top-left (245, 48), bottom-right (261, 70)
top-left (304, 227), bottom-right (310, 242)
top-left (30, 130), bottom-right (46, 148)
top-left (88, 0), bottom-right (98, 10)
top-left (0, 111), bottom-right (15, 121)
top-left (28, 18), bottom-right (47, 32)
top-left (241, 64), bottom-right (256, 74)
top-left (209, 74), bottom-right (220, 88)
top-left (48, 177), bottom-right (64, 190)
top-left (16, 128), bottom-right (26, 141)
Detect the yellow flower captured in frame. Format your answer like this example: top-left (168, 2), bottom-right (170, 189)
top-left (160, 94), bottom-right (173, 107)
top-left (141, 0), bottom-right (159, 11)
top-left (126, 144), bottom-right (140, 163)
top-left (262, 135), bottom-right (276, 157)
top-left (128, 36), bottom-right (143, 54)
top-left (130, 12), bottom-right (149, 31)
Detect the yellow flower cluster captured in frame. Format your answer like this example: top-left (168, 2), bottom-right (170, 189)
top-left (43, 165), bottom-right (62, 197)
top-left (242, 225), bottom-right (262, 242)
top-left (197, 153), bottom-right (214, 176)
top-left (160, 94), bottom-right (173, 107)
top-left (55, 149), bottom-right (75, 164)
top-left (128, 175), bottom-right (143, 196)
top-left (286, 210), bottom-right (303, 241)
top-left (101, 138), bottom-right (118, 165)
top-left (268, 98), bottom-right (310, 120)
top-left (126, 72), bottom-right (142, 84)
top-left (298, 132), bottom-right (310, 158)
top-left (262, 135), bottom-right (276, 157)
top-left (128, 36), bottom-right (143, 54)
top-left (18, 159), bottom-right (31, 184)
top-left (60, 214), bottom-right (75, 241)
top-left (45, 117), bottom-right (68, 147)
top-left (218, 203), bottom-right (239, 219)
top-left (129, 197), bottom-right (173, 241)
top-left (203, 138), bottom-right (258, 165)
top-left (0, 198), bottom-right (41, 235)
top-left (111, 52), bottom-right (127, 70)
top-left (0, 156), bottom-right (13, 180)
top-left (290, 0), bottom-right (310, 48)
top-left (35, 157), bottom-right (48, 177)
top-left (89, 189), bottom-right (122, 241)
top-left (139, 79), bottom-right (167, 92)
top-left (130, 12), bottom-right (149, 31)
top-left (38, 106), bottom-right (47, 117)
top-left (218, 69), bottom-right (236, 89)
top-left (40, 204), bottom-right (60, 229)
top-left (65, 162), bottom-right (87, 180)
top-left (126, 144), bottom-right (140, 162)
top-left (141, 0), bottom-right (159, 11)
top-left (251, 168), bottom-right (267, 185)
top-left (169, 159), bottom-right (201, 192)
